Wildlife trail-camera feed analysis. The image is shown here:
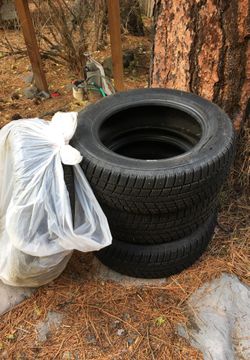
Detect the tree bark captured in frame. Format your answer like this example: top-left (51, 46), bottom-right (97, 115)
top-left (151, 0), bottom-right (250, 129)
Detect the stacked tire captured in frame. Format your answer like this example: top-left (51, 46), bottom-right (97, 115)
top-left (72, 89), bottom-right (235, 278)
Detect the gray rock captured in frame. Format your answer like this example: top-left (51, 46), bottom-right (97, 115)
top-left (36, 311), bottom-right (63, 342)
top-left (117, 328), bottom-right (125, 336)
top-left (85, 334), bottom-right (97, 344)
top-left (90, 257), bottom-right (166, 286)
top-left (37, 91), bottom-right (50, 100)
top-left (127, 338), bottom-right (134, 345)
top-left (0, 281), bottom-right (34, 315)
top-left (23, 86), bottom-right (38, 100)
top-left (22, 72), bottom-right (34, 85)
top-left (178, 274), bottom-right (250, 360)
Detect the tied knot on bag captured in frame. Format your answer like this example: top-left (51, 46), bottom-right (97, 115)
top-left (51, 112), bottom-right (83, 165)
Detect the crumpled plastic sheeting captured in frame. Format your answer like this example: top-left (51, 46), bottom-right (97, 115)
top-left (0, 112), bottom-right (112, 287)
top-left (178, 273), bottom-right (250, 360)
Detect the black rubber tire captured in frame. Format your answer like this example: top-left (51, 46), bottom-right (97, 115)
top-left (72, 89), bottom-right (235, 214)
top-left (63, 165), bottom-right (75, 217)
top-left (102, 198), bottom-right (217, 244)
top-left (95, 212), bottom-right (217, 278)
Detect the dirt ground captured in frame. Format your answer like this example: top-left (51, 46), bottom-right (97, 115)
top-left (0, 190), bottom-right (249, 360)
top-left (0, 28), bottom-right (150, 127)
top-left (0, 25), bottom-right (249, 360)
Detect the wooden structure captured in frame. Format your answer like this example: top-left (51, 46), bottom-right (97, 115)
top-left (140, 0), bottom-right (155, 17)
top-left (15, 0), bottom-right (48, 92)
top-left (107, 0), bottom-right (124, 91)
top-left (14, 0), bottom-right (124, 92)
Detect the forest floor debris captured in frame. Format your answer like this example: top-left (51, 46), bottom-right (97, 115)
top-left (0, 26), bottom-right (249, 360)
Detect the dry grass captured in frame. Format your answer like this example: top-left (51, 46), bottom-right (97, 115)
top-left (232, 116), bottom-right (250, 190)
top-left (0, 29), bottom-right (150, 128)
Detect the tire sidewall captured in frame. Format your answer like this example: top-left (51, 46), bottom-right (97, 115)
top-left (72, 88), bottom-right (234, 176)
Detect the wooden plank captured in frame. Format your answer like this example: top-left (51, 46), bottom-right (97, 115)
top-left (140, 0), bottom-right (154, 17)
top-left (14, 0), bottom-right (48, 92)
top-left (107, 0), bottom-right (124, 91)
top-left (149, 0), bottom-right (155, 17)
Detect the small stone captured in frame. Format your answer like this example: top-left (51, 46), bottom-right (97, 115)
top-left (37, 91), bottom-right (50, 100)
top-left (127, 338), bottom-right (134, 345)
top-left (24, 86), bottom-right (38, 100)
top-left (85, 334), bottom-right (97, 344)
top-left (117, 328), bottom-right (125, 336)
top-left (36, 311), bottom-right (63, 342)
top-left (22, 72), bottom-right (34, 84)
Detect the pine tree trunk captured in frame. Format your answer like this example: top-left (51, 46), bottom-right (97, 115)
top-left (151, 0), bottom-right (249, 129)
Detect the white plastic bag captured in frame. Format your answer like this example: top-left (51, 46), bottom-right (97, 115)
top-left (0, 112), bottom-right (112, 287)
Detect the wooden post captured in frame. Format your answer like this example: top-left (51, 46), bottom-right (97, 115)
top-left (107, 0), bottom-right (124, 91)
top-left (15, 0), bottom-right (48, 92)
